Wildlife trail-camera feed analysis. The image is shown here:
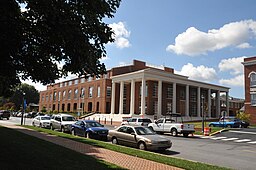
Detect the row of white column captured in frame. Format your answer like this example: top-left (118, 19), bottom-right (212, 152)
top-left (111, 79), bottom-right (228, 118)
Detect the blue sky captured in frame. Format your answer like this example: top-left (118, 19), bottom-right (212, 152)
top-left (27, 0), bottom-right (256, 99)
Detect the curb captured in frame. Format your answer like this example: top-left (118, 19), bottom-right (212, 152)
top-left (209, 129), bottom-right (229, 136)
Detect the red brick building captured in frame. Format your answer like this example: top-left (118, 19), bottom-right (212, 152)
top-left (40, 60), bottom-right (232, 120)
top-left (242, 56), bottom-right (256, 124)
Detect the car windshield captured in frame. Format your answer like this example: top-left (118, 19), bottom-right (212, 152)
top-left (138, 119), bottom-right (152, 123)
top-left (62, 116), bottom-right (75, 121)
top-left (41, 117), bottom-right (50, 120)
top-left (135, 127), bottom-right (155, 135)
top-left (86, 122), bottom-right (102, 127)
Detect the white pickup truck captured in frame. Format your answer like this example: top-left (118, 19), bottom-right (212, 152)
top-left (148, 114), bottom-right (195, 137)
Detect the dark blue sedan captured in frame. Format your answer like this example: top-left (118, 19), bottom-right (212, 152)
top-left (71, 120), bottom-right (108, 140)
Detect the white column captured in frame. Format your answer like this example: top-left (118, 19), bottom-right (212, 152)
top-left (217, 91), bottom-right (220, 117)
top-left (130, 79), bottom-right (135, 115)
top-left (141, 78), bottom-right (146, 115)
top-left (157, 80), bottom-right (162, 118)
top-left (111, 81), bottom-right (116, 114)
top-left (208, 89), bottom-right (211, 117)
top-left (172, 83), bottom-right (176, 113)
top-left (186, 85), bottom-right (189, 116)
top-left (119, 81), bottom-right (124, 114)
top-left (197, 87), bottom-right (201, 117)
top-left (226, 91), bottom-right (229, 116)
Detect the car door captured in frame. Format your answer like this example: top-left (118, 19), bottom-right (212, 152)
top-left (78, 121), bottom-right (86, 136)
top-left (54, 116), bottom-right (61, 129)
top-left (154, 119), bottom-right (164, 132)
top-left (122, 127), bottom-right (137, 147)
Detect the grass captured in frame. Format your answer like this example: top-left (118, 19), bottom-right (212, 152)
top-left (24, 125), bottom-right (231, 170)
top-left (0, 126), bottom-right (124, 170)
top-left (190, 121), bottom-right (224, 135)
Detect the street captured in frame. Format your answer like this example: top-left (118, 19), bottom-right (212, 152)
top-left (1, 117), bottom-right (256, 170)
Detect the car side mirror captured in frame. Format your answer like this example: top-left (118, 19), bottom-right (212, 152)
top-left (131, 132), bottom-right (136, 136)
top-left (155, 121), bottom-right (158, 124)
top-left (101, 125), bottom-right (104, 127)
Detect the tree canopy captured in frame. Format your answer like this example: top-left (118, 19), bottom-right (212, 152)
top-left (0, 0), bottom-right (121, 97)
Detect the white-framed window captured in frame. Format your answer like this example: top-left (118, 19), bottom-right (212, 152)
top-left (64, 82), bottom-right (67, 87)
top-left (190, 90), bottom-right (197, 102)
top-left (53, 92), bottom-right (57, 101)
top-left (68, 90), bottom-right (72, 100)
top-left (152, 83), bottom-right (157, 97)
top-left (58, 91), bottom-right (61, 101)
top-left (166, 102), bottom-right (172, 112)
top-left (62, 91), bottom-right (66, 100)
top-left (88, 76), bottom-right (93, 82)
top-left (60, 83), bottom-right (63, 87)
top-left (139, 83), bottom-right (148, 97)
top-left (167, 84), bottom-right (173, 99)
top-left (97, 86), bottom-right (100, 97)
top-left (68, 81), bottom-right (72, 86)
top-left (250, 72), bottom-right (256, 87)
top-left (251, 93), bottom-right (256, 106)
top-left (81, 88), bottom-right (85, 98)
top-left (89, 87), bottom-right (93, 98)
top-left (74, 89), bottom-right (78, 99)
top-left (81, 78), bottom-right (85, 83)
top-left (41, 96), bottom-right (44, 102)
top-left (46, 95), bottom-right (48, 101)
top-left (106, 86), bottom-right (111, 97)
top-left (75, 79), bottom-right (79, 85)
top-left (153, 101), bottom-right (158, 114)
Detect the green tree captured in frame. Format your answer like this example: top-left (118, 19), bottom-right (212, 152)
top-left (9, 83), bottom-right (39, 110)
top-left (0, 0), bottom-right (121, 97)
top-left (236, 111), bottom-right (250, 122)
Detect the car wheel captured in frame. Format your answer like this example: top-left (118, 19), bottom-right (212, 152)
top-left (32, 122), bottom-right (35, 127)
top-left (148, 126), bottom-right (154, 132)
top-left (112, 137), bottom-right (118, 144)
top-left (138, 142), bottom-right (146, 150)
top-left (171, 128), bottom-right (178, 136)
top-left (7, 117), bottom-right (9, 120)
top-left (209, 124), bottom-right (214, 127)
top-left (39, 123), bottom-right (42, 128)
top-left (50, 124), bottom-right (54, 130)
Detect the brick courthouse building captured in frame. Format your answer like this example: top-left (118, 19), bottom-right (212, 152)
top-left (39, 60), bottom-right (231, 120)
top-left (243, 56), bottom-right (256, 124)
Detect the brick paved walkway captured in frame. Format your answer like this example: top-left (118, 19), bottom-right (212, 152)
top-left (1, 124), bottom-right (183, 170)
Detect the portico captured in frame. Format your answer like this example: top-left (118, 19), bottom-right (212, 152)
top-left (110, 68), bottom-right (229, 120)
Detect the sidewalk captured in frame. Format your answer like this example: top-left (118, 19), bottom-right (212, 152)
top-left (1, 123), bottom-right (183, 170)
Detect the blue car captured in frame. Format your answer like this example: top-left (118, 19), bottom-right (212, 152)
top-left (71, 120), bottom-right (108, 140)
top-left (209, 118), bottom-right (240, 128)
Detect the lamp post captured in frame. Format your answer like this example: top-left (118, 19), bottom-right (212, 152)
top-left (21, 92), bottom-right (26, 125)
top-left (201, 95), bottom-right (204, 133)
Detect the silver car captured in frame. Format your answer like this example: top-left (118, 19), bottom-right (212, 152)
top-left (108, 125), bottom-right (172, 151)
top-left (32, 116), bottom-right (51, 128)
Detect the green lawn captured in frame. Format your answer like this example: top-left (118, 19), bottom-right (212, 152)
top-left (24, 125), bottom-right (231, 170)
top-left (0, 126), bottom-right (124, 170)
top-left (190, 121), bottom-right (224, 135)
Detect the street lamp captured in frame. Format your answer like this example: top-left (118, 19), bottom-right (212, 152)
top-left (201, 95), bottom-right (205, 133)
top-left (21, 92), bottom-right (26, 125)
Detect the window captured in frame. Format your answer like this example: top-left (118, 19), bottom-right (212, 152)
top-left (64, 82), bottom-right (67, 87)
top-left (53, 92), bottom-right (57, 101)
top-left (107, 86), bottom-right (111, 97)
top-left (89, 87), bottom-right (93, 98)
top-left (139, 83), bottom-right (148, 97)
top-left (97, 86), bottom-right (100, 97)
top-left (46, 95), bottom-right (48, 101)
top-left (49, 94), bottom-right (52, 101)
top-left (62, 91), bottom-right (66, 100)
top-left (250, 72), bottom-right (256, 87)
top-left (58, 91), bottom-right (61, 101)
top-left (81, 78), bottom-right (85, 83)
top-left (190, 90), bottom-right (197, 102)
top-left (60, 83), bottom-right (63, 87)
top-left (41, 96), bottom-right (44, 101)
top-left (74, 89), bottom-right (79, 99)
top-left (68, 90), bottom-right (72, 100)
top-left (251, 93), bottom-right (256, 106)
top-left (153, 101), bottom-right (158, 114)
top-left (166, 102), bottom-right (172, 112)
top-left (180, 89), bottom-right (185, 100)
top-left (81, 88), bottom-right (85, 98)
top-left (68, 81), bottom-right (72, 86)
top-left (167, 85), bottom-right (173, 99)
top-left (88, 76), bottom-right (93, 82)
top-left (152, 83), bottom-right (157, 97)
top-left (75, 79), bottom-right (79, 85)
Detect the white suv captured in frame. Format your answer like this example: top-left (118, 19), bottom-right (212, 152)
top-left (121, 117), bottom-right (152, 126)
top-left (50, 114), bottom-right (76, 132)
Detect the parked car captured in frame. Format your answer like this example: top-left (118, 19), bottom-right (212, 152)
top-left (0, 110), bottom-right (11, 120)
top-left (121, 117), bottom-right (152, 126)
top-left (32, 115), bottom-right (51, 128)
top-left (148, 113), bottom-right (195, 137)
top-left (219, 117), bottom-right (250, 128)
top-left (50, 114), bottom-right (76, 132)
top-left (71, 120), bottom-right (108, 140)
top-left (209, 117), bottom-right (240, 128)
top-left (108, 125), bottom-right (172, 151)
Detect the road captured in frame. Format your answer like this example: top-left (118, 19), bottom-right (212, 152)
top-left (1, 117), bottom-right (256, 170)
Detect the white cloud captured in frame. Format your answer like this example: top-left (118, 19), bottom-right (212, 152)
top-left (218, 56), bottom-right (246, 75)
top-left (175, 63), bottom-right (217, 81)
top-left (109, 22), bottom-right (131, 48)
top-left (219, 74), bottom-right (244, 87)
top-left (166, 20), bottom-right (256, 56)
top-left (236, 42), bottom-right (252, 49)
